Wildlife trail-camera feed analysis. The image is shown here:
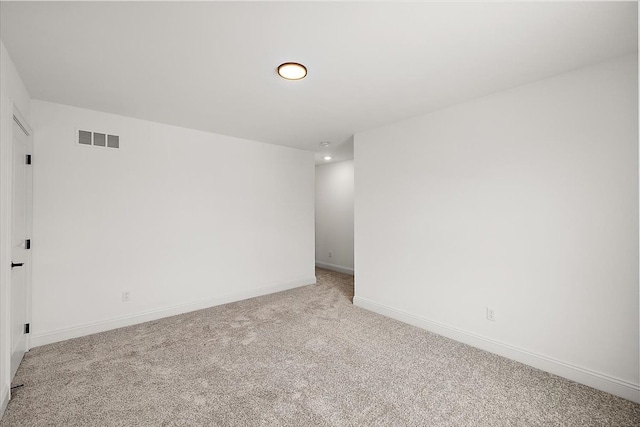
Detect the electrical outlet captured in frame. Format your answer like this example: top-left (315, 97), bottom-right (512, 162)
top-left (328, 251), bottom-right (332, 258)
top-left (486, 307), bottom-right (496, 322)
top-left (122, 291), bottom-right (130, 302)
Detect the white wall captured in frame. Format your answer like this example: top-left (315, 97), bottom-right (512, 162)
top-left (354, 54), bottom-right (639, 402)
top-left (0, 40), bottom-right (32, 418)
top-left (30, 100), bottom-right (315, 346)
top-left (315, 160), bottom-right (354, 275)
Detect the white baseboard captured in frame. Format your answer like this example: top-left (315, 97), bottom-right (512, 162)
top-left (31, 276), bottom-right (316, 348)
top-left (353, 295), bottom-right (640, 404)
top-left (0, 387), bottom-right (8, 421)
top-left (315, 261), bottom-right (354, 275)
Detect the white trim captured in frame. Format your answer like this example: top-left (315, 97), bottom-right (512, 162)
top-left (0, 388), bottom-right (8, 421)
top-left (16, 104), bottom-right (33, 356)
top-left (353, 295), bottom-right (640, 404)
top-left (315, 261), bottom-right (354, 275)
top-left (31, 276), bottom-right (316, 348)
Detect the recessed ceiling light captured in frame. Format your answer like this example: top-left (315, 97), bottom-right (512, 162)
top-left (320, 142), bottom-right (330, 147)
top-left (278, 62), bottom-right (307, 80)
top-left (324, 156), bottom-right (332, 161)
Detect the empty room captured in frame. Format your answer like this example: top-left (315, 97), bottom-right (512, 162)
top-left (0, 1), bottom-right (639, 425)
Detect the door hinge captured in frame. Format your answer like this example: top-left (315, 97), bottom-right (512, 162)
top-left (25, 239), bottom-right (31, 250)
top-left (26, 154), bottom-right (32, 165)
top-left (24, 323), bottom-right (30, 334)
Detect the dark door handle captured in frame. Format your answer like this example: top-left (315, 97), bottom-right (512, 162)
top-left (11, 262), bottom-right (24, 269)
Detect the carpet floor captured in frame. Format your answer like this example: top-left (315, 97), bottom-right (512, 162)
top-left (2, 268), bottom-right (639, 426)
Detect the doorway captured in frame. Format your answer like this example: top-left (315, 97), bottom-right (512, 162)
top-left (314, 159), bottom-right (354, 276)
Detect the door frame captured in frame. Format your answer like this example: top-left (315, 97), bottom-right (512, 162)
top-left (0, 101), bottom-right (32, 414)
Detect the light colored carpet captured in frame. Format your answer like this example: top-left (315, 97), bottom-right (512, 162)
top-left (2, 268), bottom-right (639, 426)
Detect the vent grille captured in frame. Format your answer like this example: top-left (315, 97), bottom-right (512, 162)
top-left (79, 130), bottom-right (92, 145)
top-left (94, 133), bottom-right (106, 147)
top-left (77, 130), bottom-right (119, 149)
top-left (107, 135), bottom-right (119, 148)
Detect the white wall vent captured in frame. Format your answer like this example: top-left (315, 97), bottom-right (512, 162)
top-left (77, 129), bottom-right (120, 149)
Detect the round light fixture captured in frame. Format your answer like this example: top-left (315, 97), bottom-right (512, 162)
top-left (324, 156), bottom-right (332, 161)
top-left (278, 62), bottom-right (307, 80)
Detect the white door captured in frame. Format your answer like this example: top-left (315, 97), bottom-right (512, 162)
top-left (10, 115), bottom-right (31, 380)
